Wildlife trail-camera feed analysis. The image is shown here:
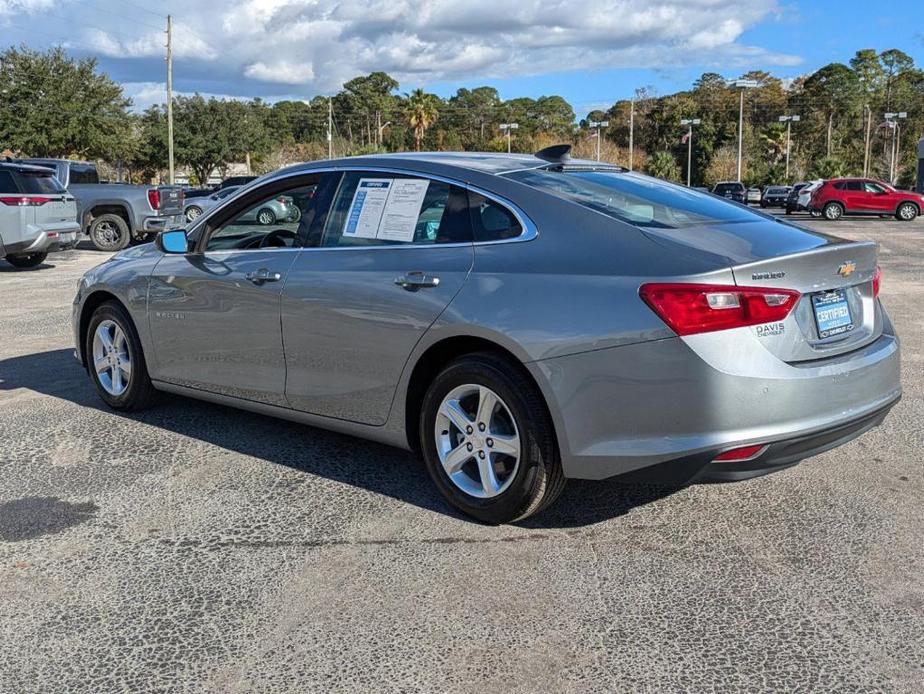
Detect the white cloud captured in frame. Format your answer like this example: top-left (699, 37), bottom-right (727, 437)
top-left (0, 0), bottom-right (54, 17)
top-left (14, 0), bottom-right (802, 98)
top-left (121, 82), bottom-right (251, 110)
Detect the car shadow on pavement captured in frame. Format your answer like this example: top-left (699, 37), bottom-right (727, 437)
top-left (0, 261), bottom-right (56, 272)
top-left (0, 348), bottom-right (685, 528)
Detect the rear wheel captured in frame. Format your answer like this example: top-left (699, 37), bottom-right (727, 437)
top-left (185, 206), bottom-right (203, 222)
top-left (89, 214), bottom-right (130, 252)
top-left (896, 202), bottom-right (918, 221)
top-left (419, 352), bottom-right (565, 524)
top-left (822, 202), bottom-right (843, 221)
top-left (4, 252), bottom-right (48, 268)
top-left (256, 208), bottom-right (276, 225)
top-left (86, 301), bottom-right (157, 411)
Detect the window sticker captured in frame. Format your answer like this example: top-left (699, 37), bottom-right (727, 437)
top-left (343, 178), bottom-right (430, 243)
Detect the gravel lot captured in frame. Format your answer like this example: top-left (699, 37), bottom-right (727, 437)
top-left (1, 212), bottom-right (922, 692)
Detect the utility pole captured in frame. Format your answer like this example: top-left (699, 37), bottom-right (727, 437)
top-left (680, 118), bottom-right (700, 187)
top-left (327, 97), bottom-right (333, 159)
top-left (863, 105), bottom-right (872, 178)
top-left (588, 120), bottom-right (609, 161)
top-left (628, 99), bottom-right (635, 171)
top-left (778, 114), bottom-right (800, 181)
top-left (885, 112), bottom-right (907, 184)
top-left (165, 15), bottom-right (174, 184)
top-left (499, 123), bottom-right (519, 153)
top-left (729, 79), bottom-right (757, 182)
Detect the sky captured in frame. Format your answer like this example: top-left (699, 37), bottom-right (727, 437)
top-left (2, 0), bottom-right (924, 117)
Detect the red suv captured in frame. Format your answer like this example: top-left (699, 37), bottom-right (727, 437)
top-left (810, 178), bottom-right (924, 222)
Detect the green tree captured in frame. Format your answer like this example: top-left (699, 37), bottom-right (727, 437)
top-left (646, 151), bottom-right (682, 181)
top-left (403, 89), bottom-right (441, 151)
top-left (0, 46), bottom-right (132, 159)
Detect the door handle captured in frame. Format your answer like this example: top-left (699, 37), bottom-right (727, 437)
top-left (394, 271), bottom-right (440, 291)
top-left (244, 268), bottom-right (282, 284)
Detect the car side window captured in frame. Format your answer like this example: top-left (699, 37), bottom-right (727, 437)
top-left (468, 191), bottom-right (523, 241)
top-left (204, 182), bottom-right (318, 252)
top-left (863, 182), bottom-right (885, 194)
top-left (320, 172), bottom-right (470, 247)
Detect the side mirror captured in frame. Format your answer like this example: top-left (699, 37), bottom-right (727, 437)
top-left (157, 229), bottom-right (189, 254)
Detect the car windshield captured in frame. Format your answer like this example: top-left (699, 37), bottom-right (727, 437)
top-left (503, 169), bottom-right (757, 229)
top-left (713, 183), bottom-right (743, 193)
top-left (766, 187), bottom-right (787, 194)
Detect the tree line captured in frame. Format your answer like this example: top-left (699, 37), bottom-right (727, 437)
top-left (1, 45), bottom-right (922, 187)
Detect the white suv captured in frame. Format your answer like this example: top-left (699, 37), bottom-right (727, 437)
top-left (1, 162), bottom-right (80, 268)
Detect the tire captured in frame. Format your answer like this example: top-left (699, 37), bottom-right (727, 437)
top-left (5, 252), bottom-right (48, 268)
top-left (185, 206), bottom-right (203, 222)
top-left (256, 208), bottom-right (276, 225)
top-left (89, 213), bottom-right (130, 252)
top-left (419, 352), bottom-right (565, 524)
top-left (785, 208), bottom-right (792, 215)
top-left (896, 202), bottom-right (918, 222)
top-left (85, 301), bottom-right (157, 411)
top-left (822, 202), bottom-right (844, 221)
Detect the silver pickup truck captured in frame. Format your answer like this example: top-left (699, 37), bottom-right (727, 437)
top-left (20, 159), bottom-right (184, 251)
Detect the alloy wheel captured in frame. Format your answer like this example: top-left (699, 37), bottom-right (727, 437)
top-left (434, 384), bottom-right (521, 499)
top-left (899, 204), bottom-right (916, 220)
top-left (257, 209), bottom-right (275, 225)
top-left (185, 207), bottom-right (202, 222)
top-left (92, 320), bottom-right (132, 396)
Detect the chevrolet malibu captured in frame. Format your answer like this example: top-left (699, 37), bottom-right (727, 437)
top-left (72, 148), bottom-right (901, 523)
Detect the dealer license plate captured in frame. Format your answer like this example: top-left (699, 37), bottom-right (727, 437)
top-left (812, 288), bottom-right (853, 339)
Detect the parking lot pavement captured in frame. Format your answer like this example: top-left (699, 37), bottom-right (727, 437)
top-left (1, 216), bottom-right (922, 692)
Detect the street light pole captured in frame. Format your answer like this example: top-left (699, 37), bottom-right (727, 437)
top-left (165, 15), bottom-right (174, 184)
top-left (499, 123), bottom-right (519, 153)
top-left (729, 79), bottom-right (758, 182)
top-left (778, 114), bottom-right (800, 181)
top-left (680, 118), bottom-right (700, 186)
top-left (628, 98), bottom-right (635, 171)
top-left (588, 120), bottom-right (609, 161)
top-left (885, 112), bottom-right (907, 184)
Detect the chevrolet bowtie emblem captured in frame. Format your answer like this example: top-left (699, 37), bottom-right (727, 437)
top-left (837, 261), bottom-right (857, 278)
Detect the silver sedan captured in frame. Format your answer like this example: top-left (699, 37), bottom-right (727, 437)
top-left (72, 148), bottom-right (901, 523)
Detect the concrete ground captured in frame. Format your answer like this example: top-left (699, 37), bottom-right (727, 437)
top-left (1, 212), bottom-right (922, 692)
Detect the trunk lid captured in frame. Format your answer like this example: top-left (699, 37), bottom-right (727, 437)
top-left (642, 220), bottom-right (881, 362)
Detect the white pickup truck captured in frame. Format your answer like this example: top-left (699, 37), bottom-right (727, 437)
top-left (20, 159), bottom-right (184, 252)
top-left (0, 161), bottom-right (80, 268)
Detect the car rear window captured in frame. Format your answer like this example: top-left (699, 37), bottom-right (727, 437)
top-left (0, 170), bottom-right (17, 193)
top-left (68, 164), bottom-right (99, 184)
top-left (503, 169), bottom-right (757, 229)
top-left (12, 170), bottom-right (67, 194)
top-left (766, 187), bottom-right (787, 194)
top-left (713, 183), bottom-right (744, 193)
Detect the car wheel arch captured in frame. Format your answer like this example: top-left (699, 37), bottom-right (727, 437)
top-left (402, 335), bottom-right (560, 459)
top-left (897, 200), bottom-right (920, 214)
top-left (78, 291), bottom-right (135, 368)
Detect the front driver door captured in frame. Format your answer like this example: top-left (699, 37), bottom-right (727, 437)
top-left (282, 170), bottom-right (474, 424)
top-left (147, 175), bottom-right (319, 405)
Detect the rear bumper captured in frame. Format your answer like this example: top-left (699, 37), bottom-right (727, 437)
top-left (141, 214), bottom-right (184, 233)
top-left (1, 227), bottom-right (79, 256)
top-left (529, 315), bottom-right (901, 481)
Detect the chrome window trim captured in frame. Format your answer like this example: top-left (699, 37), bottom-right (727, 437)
top-left (188, 165), bottom-right (538, 252)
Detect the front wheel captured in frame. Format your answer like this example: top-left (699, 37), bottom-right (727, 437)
top-left (185, 206), bottom-right (203, 222)
top-left (896, 202), bottom-right (918, 221)
top-left (419, 352), bottom-right (565, 524)
top-left (5, 252), bottom-right (48, 268)
top-left (86, 301), bottom-right (157, 411)
top-left (89, 214), bottom-right (130, 251)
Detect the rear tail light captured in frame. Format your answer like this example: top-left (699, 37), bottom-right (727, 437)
top-left (872, 266), bottom-right (882, 298)
top-left (147, 189), bottom-right (160, 210)
top-left (0, 196), bottom-right (52, 206)
top-left (639, 283), bottom-right (800, 336)
top-left (713, 444), bottom-right (767, 462)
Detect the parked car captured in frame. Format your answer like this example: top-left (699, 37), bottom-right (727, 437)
top-left (760, 185), bottom-right (791, 208)
top-left (19, 159), bottom-right (185, 252)
top-left (746, 187), bottom-right (762, 204)
top-left (785, 182), bottom-right (809, 214)
top-left (795, 181), bottom-right (824, 214)
top-left (1, 161), bottom-right (81, 268)
top-left (72, 148), bottom-right (901, 524)
top-left (182, 186), bottom-right (217, 200)
top-left (712, 181), bottom-right (746, 203)
top-left (183, 186), bottom-right (300, 224)
top-left (219, 175), bottom-right (258, 190)
top-left (810, 178), bottom-right (924, 221)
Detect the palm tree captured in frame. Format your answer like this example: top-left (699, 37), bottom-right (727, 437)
top-left (404, 89), bottom-right (440, 151)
